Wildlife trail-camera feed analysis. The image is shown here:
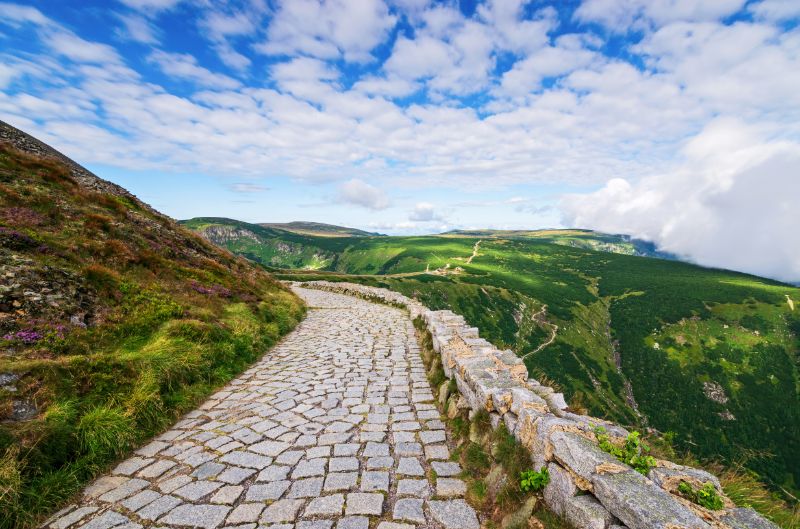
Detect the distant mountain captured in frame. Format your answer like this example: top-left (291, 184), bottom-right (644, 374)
top-left (181, 217), bottom-right (356, 270)
top-left (260, 221), bottom-right (383, 237)
top-left (443, 228), bottom-right (678, 260)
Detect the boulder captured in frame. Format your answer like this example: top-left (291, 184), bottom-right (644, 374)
top-left (563, 495), bottom-right (617, 529)
top-left (543, 463), bottom-right (578, 516)
top-left (719, 508), bottom-right (781, 529)
top-left (550, 430), bottom-right (623, 484)
top-left (591, 470), bottom-right (711, 529)
top-left (501, 496), bottom-right (538, 529)
top-left (648, 464), bottom-right (721, 493)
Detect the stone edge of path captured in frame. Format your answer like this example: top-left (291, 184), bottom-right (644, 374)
top-left (295, 281), bottom-right (778, 529)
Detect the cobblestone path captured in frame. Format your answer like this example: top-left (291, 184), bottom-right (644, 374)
top-left (45, 288), bottom-right (478, 529)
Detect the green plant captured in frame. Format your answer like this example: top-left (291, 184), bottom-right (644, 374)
top-left (462, 442), bottom-right (491, 476)
top-left (76, 406), bottom-right (135, 459)
top-left (519, 467), bottom-right (550, 492)
top-left (677, 481), bottom-right (724, 510)
top-left (595, 427), bottom-right (657, 475)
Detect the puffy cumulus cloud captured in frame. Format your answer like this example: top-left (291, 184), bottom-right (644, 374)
top-left (408, 202), bottom-right (444, 222)
top-left (498, 37), bottom-right (600, 97)
top-left (382, 1), bottom-right (557, 96)
top-left (633, 21), bottom-right (800, 115)
top-left (258, 0), bottom-right (396, 63)
top-left (561, 118), bottom-right (800, 283)
top-left (574, 0), bottom-right (747, 31)
top-left (336, 179), bottom-right (390, 210)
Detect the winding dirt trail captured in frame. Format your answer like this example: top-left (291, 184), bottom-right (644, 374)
top-left (465, 240), bottom-right (481, 264)
top-left (520, 304), bottom-right (558, 360)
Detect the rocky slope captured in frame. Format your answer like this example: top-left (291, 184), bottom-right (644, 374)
top-left (0, 121), bottom-right (305, 528)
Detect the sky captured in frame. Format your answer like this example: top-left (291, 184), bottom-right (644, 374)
top-left (1, 0), bottom-right (799, 283)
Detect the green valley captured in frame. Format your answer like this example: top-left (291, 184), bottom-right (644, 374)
top-left (185, 217), bottom-right (800, 501)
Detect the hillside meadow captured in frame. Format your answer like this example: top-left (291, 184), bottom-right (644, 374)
top-left (0, 145), bottom-right (305, 528)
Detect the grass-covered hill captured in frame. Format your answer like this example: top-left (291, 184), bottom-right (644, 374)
top-left (186, 219), bottom-right (800, 503)
top-left (444, 228), bottom-right (677, 260)
top-left (260, 221), bottom-right (383, 237)
top-left (180, 217), bottom-right (361, 270)
top-left (181, 217), bottom-right (669, 271)
top-left (0, 122), bottom-right (305, 528)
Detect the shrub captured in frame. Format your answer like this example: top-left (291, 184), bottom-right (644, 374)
top-left (677, 481), bottom-right (724, 510)
top-left (76, 406), bottom-right (134, 459)
top-left (83, 213), bottom-right (113, 233)
top-left (520, 467), bottom-right (550, 492)
top-left (595, 427), bottom-right (657, 475)
top-left (83, 264), bottom-right (120, 294)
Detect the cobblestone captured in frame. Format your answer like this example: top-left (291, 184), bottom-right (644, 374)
top-left (44, 288), bottom-right (476, 529)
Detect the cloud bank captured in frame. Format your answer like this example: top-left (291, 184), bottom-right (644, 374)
top-left (562, 119), bottom-right (800, 283)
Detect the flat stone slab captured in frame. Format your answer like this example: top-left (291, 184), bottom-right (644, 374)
top-left (160, 504), bottom-right (230, 529)
top-left (592, 470), bottom-right (711, 529)
top-left (42, 288), bottom-right (466, 529)
top-left (428, 499), bottom-right (480, 529)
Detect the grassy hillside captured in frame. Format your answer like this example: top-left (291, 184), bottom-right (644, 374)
top-left (259, 221), bottom-right (383, 237)
top-left (181, 217), bottom-right (355, 270)
top-left (0, 134), bottom-right (305, 527)
top-left (444, 228), bottom-right (677, 259)
top-left (187, 221), bottom-right (799, 500)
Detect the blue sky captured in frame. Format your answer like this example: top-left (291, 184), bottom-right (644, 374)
top-left (1, 0), bottom-right (799, 281)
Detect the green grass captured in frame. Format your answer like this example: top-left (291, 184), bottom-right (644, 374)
top-left (0, 145), bottom-right (305, 528)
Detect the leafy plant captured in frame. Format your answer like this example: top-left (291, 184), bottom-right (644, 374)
top-left (677, 481), bottom-right (724, 510)
top-left (595, 427), bottom-right (657, 475)
top-left (520, 467), bottom-right (550, 492)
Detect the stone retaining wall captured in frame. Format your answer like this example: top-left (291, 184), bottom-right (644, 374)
top-left (298, 281), bottom-right (777, 529)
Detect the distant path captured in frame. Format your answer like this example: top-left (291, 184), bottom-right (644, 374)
top-left (44, 288), bottom-right (475, 529)
top-left (465, 240), bottom-right (481, 264)
top-left (520, 305), bottom-right (558, 360)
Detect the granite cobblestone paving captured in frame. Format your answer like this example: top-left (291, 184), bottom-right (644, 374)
top-left (45, 287), bottom-right (474, 529)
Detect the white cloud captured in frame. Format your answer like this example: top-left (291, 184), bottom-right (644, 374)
top-left (499, 41), bottom-right (598, 96)
top-left (118, 0), bottom-right (181, 12)
top-left (352, 75), bottom-right (421, 98)
top-left (409, 202), bottom-right (444, 222)
top-left (44, 32), bottom-right (121, 63)
top-left (198, 10), bottom-right (259, 71)
top-left (749, 0), bottom-right (800, 22)
top-left (476, 1), bottom-right (556, 53)
top-left (336, 179), bottom-right (390, 210)
top-left (258, 0), bottom-right (396, 62)
top-left (148, 50), bottom-right (241, 89)
top-left (230, 182), bottom-right (269, 193)
top-left (0, 2), bottom-right (52, 26)
top-left (574, 0), bottom-right (747, 31)
top-left (115, 13), bottom-right (159, 44)
top-left (561, 118), bottom-right (800, 283)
